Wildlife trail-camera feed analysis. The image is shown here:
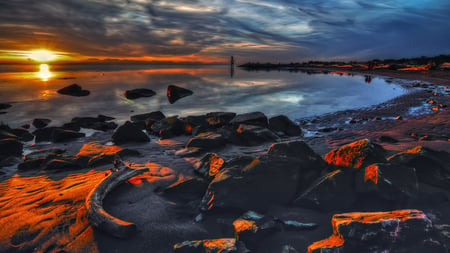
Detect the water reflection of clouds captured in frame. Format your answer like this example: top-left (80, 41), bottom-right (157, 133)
top-left (0, 67), bottom-right (406, 127)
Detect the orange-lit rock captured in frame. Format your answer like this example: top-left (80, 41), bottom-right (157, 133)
top-left (324, 139), bottom-right (386, 169)
top-left (308, 210), bottom-right (435, 253)
top-left (173, 238), bottom-right (248, 253)
top-left (150, 116), bottom-right (185, 139)
top-left (167, 85), bottom-right (193, 104)
top-left (186, 132), bottom-right (226, 150)
top-left (206, 112), bottom-right (236, 127)
top-left (194, 153), bottom-right (225, 178)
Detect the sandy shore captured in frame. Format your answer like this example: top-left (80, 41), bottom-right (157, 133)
top-left (0, 70), bottom-right (449, 253)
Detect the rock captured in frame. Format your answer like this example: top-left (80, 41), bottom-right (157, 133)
top-left (44, 159), bottom-right (81, 170)
top-left (18, 157), bottom-right (45, 171)
top-left (9, 128), bottom-right (34, 142)
top-left (131, 111), bottom-right (165, 122)
top-left (307, 210), bottom-right (436, 253)
top-left (173, 238), bottom-right (248, 253)
top-left (21, 124), bottom-right (31, 129)
top-left (201, 155), bottom-right (305, 212)
top-left (57, 84), bottom-right (90, 96)
top-left (97, 114), bottom-right (115, 121)
top-left (33, 127), bottom-right (59, 142)
top-left (25, 148), bottom-right (66, 160)
top-left (294, 169), bottom-right (356, 212)
top-left (167, 85), bottom-right (193, 104)
top-left (0, 138), bottom-right (23, 160)
top-left (71, 116), bottom-right (118, 131)
top-left (150, 116), bottom-right (184, 139)
top-left (230, 112), bottom-right (268, 128)
top-left (32, 118), bottom-right (51, 129)
top-left (268, 115), bottom-right (302, 136)
top-left (0, 103), bottom-right (12, 110)
top-left (51, 128), bottom-right (85, 143)
top-left (387, 146), bottom-right (450, 189)
top-left (186, 132), bottom-right (226, 150)
top-left (355, 163), bottom-right (418, 204)
top-left (182, 115), bottom-right (209, 129)
top-left (206, 112), bottom-right (236, 127)
top-left (324, 139), bottom-right (386, 169)
top-left (124, 88), bottom-right (155, 99)
top-left (233, 211), bottom-right (280, 251)
top-left (224, 124), bottom-right (279, 146)
top-left (175, 147), bottom-right (202, 157)
top-left (61, 122), bottom-right (81, 131)
top-left (378, 135), bottom-right (398, 143)
top-left (193, 153), bottom-right (225, 178)
top-left (164, 177), bottom-right (209, 199)
top-left (0, 129), bottom-right (17, 140)
top-left (111, 121), bottom-right (150, 144)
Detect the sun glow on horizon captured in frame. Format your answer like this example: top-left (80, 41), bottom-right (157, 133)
top-left (28, 50), bottom-right (57, 62)
top-left (37, 64), bottom-right (52, 81)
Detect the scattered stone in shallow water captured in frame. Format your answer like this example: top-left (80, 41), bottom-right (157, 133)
top-left (71, 115), bottom-right (118, 131)
top-left (111, 121), bottom-right (150, 144)
top-left (167, 85), bottom-right (193, 104)
top-left (50, 128), bottom-right (85, 143)
top-left (57, 84), bottom-right (90, 96)
top-left (0, 103), bottom-right (12, 110)
top-left (124, 88), bottom-right (156, 99)
top-left (32, 118), bottom-right (51, 129)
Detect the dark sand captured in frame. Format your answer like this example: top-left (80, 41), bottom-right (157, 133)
top-left (0, 69), bottom-right (448, 253)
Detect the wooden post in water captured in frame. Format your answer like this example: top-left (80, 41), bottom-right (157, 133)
top-left (230, 56), bottom-right (235, 78)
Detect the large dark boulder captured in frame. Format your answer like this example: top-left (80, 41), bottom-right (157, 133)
top-left (206, 112), bottom-right (236, 127)
top-left (294, 169), bottom-right (356, 212)
top-left (173, 238), bottom-right (248, 253)
top-left (201, 155), bottom-right (308, 212)
top-left (33, 127), bottom-right (59, 142)
top-left (9, 128), bottom-right (34, 142)
top-left (325, 139), bottom-right (386, 169)
top-left (308, 210), bottom-right (440, 253)
top-left (167, 85), bottom-right (193, 104)
top-left (230, 112), bottom-right (268, 128)
top-left (268, 115), bottom-right (302, 136)
top-left (387, 146), bottom-right (450, 190)
top-left (32, 118), bottom-right (51, 129)
top-left (124, 88), bottom-right (155, 99)
top-left (186, 132), bottom-right (226, 150)
top-left (111, 121), bottom-right (150, 144)
top-left (51, 129), bottom-right (85, 143)
top-left (150, 116), bottom-right (185, 139)
top-left (57, 84), bottom-right (90, 96)
top-left (222, 124), bottom-right (279, 146)
top-left (0, 138), bottom-right (23, 160)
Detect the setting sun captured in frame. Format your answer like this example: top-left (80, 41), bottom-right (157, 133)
top-left (28, 49), bottom-right (57, 62)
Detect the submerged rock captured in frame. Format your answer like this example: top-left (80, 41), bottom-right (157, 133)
top-left (111, 121), bottom-right (150, 144)
top-left (308, 210), bottom-right (438, 253)
top-left (325, 139), bottom-right (386, 169)
top-left (124, 88), bottom-right (156, 99)
top-left (32, 118), bottom-right (51, 129)
top-left (57, 84), bottom-right (90, 96)
top-left (167, 85), bottom-right (193, 104)
top-left (268, 115), bottom-right (302, 136)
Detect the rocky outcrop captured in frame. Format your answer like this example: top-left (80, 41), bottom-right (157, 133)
top-left (124, 88), bottom-right (156, 99)
top-left (325, 139), bottom-right (386, 169)
top-left (111, 121), bottom-right (150, 144)
top-left (57, 84), bottom-right (90, 96)
top-left (173, 238), bottom-right (248, 253)
top-left (307, 210), bottom-right (441, 253)
top-left (167, 85), bottom-right (193, 104)
top-left (268, 115), bottom-right (302, 136)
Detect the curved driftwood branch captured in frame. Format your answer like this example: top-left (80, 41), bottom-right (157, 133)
top-left (86, 160), bottom-right (149, 238)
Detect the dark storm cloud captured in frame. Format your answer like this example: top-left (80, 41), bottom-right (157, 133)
top-left (0, 0), bottom-right (449, 61)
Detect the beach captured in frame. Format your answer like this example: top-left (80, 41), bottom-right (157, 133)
top-left (0, 68), bottom-right (449, 253)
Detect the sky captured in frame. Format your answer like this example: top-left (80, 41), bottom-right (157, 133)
top-left (0, 0), bottom-right (449, 64)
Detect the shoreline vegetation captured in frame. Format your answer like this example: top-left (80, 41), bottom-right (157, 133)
top-left (0, 59), bottom-right (449, 252)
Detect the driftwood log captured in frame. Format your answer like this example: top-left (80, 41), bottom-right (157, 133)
top-left (86, 160), bottom-right (149, 238)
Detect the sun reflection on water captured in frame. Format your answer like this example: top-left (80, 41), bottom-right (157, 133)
top-left (37, 64), bottom-right (52, 81)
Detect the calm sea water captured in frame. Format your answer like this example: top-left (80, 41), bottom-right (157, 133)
top-left (0, 64), bottom-right (407, 127)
